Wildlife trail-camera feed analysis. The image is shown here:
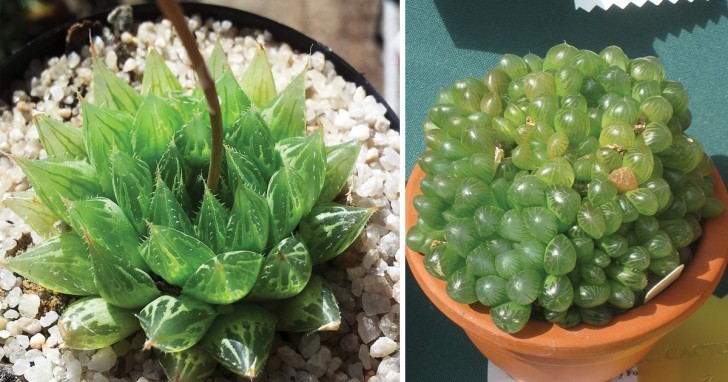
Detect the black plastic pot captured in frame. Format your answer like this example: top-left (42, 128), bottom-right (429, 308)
top-left (0, 2), bottom-right (399, 130)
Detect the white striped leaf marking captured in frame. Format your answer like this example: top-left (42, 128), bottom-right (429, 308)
top-left (110, 148), bottom-right (153, 235)
top-left (261, 71), bottom-right (305, 142)
top-left (141, 49), bottom-right (183, 96)
top-left (225, 108), bottom-right (279, 181)
top-left (137, 295), bottom-right (217, 352)
top-left (155, 344), bottom-right (217, 382)
top-left (267, 166), bottom-right (306, 243)
top-left (298, 203), bottom-right (375, 264)
top-left (275, 130), bottom-right (326, 214)
top-left (183, 251), bottom-right (263, 304)
top-left (34, 114), bottom-right (86, 158)
top-left (194, 187), bottom-right (229, 254)
top-left (58, 297), bottom-right (140, 350)
top-left (241, 45), bottom-right (277, 107)
top-left (131, 94), bottom-right (184, 168)
top-left (317, 140), bottom-right (360, 203)
top-left (1, 190), bottom-right (59, 238)
top-left (275, 275), bottom-right (341, 333)
top-left (246, 237), bottom-right (311, 300)
top-left (142, 224), bottom-right (215, 287)
top-left (227, 183), bottom-right (270, 253)
top-left (92, 55), bottom-right (141, 112)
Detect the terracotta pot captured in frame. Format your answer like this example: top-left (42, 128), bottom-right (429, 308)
top-left (405, 164), bottom-right (728, 382)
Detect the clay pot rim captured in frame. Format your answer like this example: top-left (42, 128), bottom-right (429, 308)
top-left (405, 164), bottom-right (728, 358)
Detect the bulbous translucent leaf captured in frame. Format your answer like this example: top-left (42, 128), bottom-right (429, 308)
top-left (275, 275), bottom-right (341, 332)
top-left (535, 158), bottom-right (575, 187)
top-left (34, 114), bottom-right (86, 158)
top-left (110, 148), bottom-right (153, 234)
top-left (214, 71), bottom-right (252, 134)
top-left (318, 140), bottom-right (359, 203)
top-left (544, 234), bottom-right (577, 276)
top-left (644, 230), bottom-right (674, 259)
top-left (138, 295), bottom-right (217, 352)
top-left (600, 46), bottom-right (629, 71)
top-left (446, 268), bottom-right (478, 304)
top-left (247, 237), bottom-right (311, 300)
top-left (58, 297), bottom-right (140, 350)
top-left (276, 131), bottom-right (326, 214)
top-left (92, 54), bottom-right (141, 112)
top-left (67, 197), bottom-right (146, 270)
top-left (175, 114), bottom-right (212, 170)
top-left (298, 203), bottom-right (375, 264)
top-left (506, 269), bottom-right (544, 305)
top-left (546, 185), bottom-right (581, 225)
top-left (150, 176), bottom-right (194, 236)
top-left (596, 234), bottom-right (629, 258)
top-left (1, 190), bottom-right (59, 238)
top-left (556, 307), bottom-right (582, 328)
top-left (207, 39), bottom-right (231, 80)
top-left (225, 146), bottom-right (266, 195)
top-left (242, 44), bottom-right (277, 107)
top-left (626, 188), bottom-right (659, 216)
top-left (466, 245), bottom-right (497, 277)
top-left (498, 209), bottom-right (530, 242)
top-left (605, 265), bottom-right (647, 291)
top-left (82, 100), bottom-right (135, 194)
top-left (475, 275), bottom-right (507, 306)
top-left (639, 121), bottom-right (672, 153)
top-left (538, 275), bottom-right (573, 312)
top-left (508, 175), bottom-right (546, 207)
top-left (262, 71), bottom-right (305, 142)
top-left (142, 49), bottom-right (183, 96)
top-left (13, 156), bottom-right (101, 222)
top-left (473, 205), bottom-right (505, 238)
top-left (228, 184), bottom-right (270, 253)
top-left (131, 94), bottom-right (184, 167)
top-left (587, 178), bottom-right (617, 206)
top-left (1, 233), bottom-right (96, 295)
top-left (86, 234), bottom-right (160, 309)
top-left (522, 207), bottom-right (558, 244)
top-left (195, 187), bottom-right (229, 254)
top-left (658, 134), bottom-right (703, 174)
top-left (412, 194), bottom-right (447, 229)
top-left (156, 345), bottom-right (217, 382)
top-left (142, 224), bottom-right (215, 286)
top-left (622, 146), bottom-right (654, 185)
top-left (617, 246), bottom-right (650, 271)
top-left (608, 280), bottom-right (635, 309)
top-left (453, 178), bottom-right (498, 213)
top-left (226, 108), bottom-right (279, 181)
top-left (444, 218), bottom-right (478, 256)
top-left (202, 304), bottom-right (277, 379)
top-left (491, 302), bottom-right (532, 334)
top-left (573, 283), bottom-right (611, 308)
top-left (599, 200), bottom-right (623, 235)
top-left (648, 249), bottom-right (680, 276)
top-left (702, 197), bottom-right (725, 218)
top-left (184, 251), bottom-right (263, 304)
top-left (577, 202), bottom-right (606, 239)
top-left (267, 166), bottom-right (306, 242)
top-left (424, 244), bottom-right (464, 280)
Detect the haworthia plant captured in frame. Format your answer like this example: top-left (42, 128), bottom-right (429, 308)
top-left (5, 36), bottom-right (372, 379)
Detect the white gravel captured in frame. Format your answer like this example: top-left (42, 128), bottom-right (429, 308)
top-left (1, 12), bottom-right (399, 382)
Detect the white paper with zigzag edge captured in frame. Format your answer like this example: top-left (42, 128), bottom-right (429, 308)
top-left (575, 0), bottom-right (699, 12)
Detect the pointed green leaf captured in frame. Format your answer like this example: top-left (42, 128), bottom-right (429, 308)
top-left (58, 297), bottom-right (141, 350)
top-left (247, 236), bottom-right (312, 300)
top-left (202, 304), bottom-right (277, 379)
top-left (175, 114), bottom-right (212, 170)
top-left (34, 114), bottom-right (86, 158)
top-left (156, 345), bottom-right (217, 382)
top-left (150, 176), bottom-right (194, 236)
top-left (318, 140), bottom-right (359, 203)
top-left (93, 55), bottom-right (141, 112)
top-left (208, 39), bottom-right (231, 80)
top-left (298, 203), bottom-right (375, 264)
top-left (215, 71), bottom-right (251, 134)
top-left (1, 190), bottom-right (60, 238)
top-left (110, 148), bottom-right (153, 234)
top-left (1, 234), bottom-right (96, 295)
top-left (169, 91), bottom-right (204, 121)
top-left (67, 197), bottom-right (147, 270)
top-left (183, 251), bottom-right (263, 304)
top-left (138, 295), bottom-right (217, 352)
top-left (262, 71), bottom-right (305, 141)
top-left (82, 100), bottom-right (135, 194)
top-left (157, 141), bottom-right (192, 212)
top-left (86, 233), bottom-right (160, 309)
top-left (13, 156), bottom-right (101, 221)
top-left (267, 166), bottom-right (306, 242)
top-left (276, 131), bottom-right (326, 214)
top-left (195, 187), bottom-right (229, 254)
top-left (276, 275), bottom-right (341, 332)
top-left (142, 224), bottom-right (215, 286)
top-left (131, 94), bottom-right (184, 167)
top-left (225, 108), bottom-right (279, 181)
top-left (242, 45), bottom-right (277, 107)
top-left (142, 49), bottom-right (183, 96)
top-left (225, 146), bottom-right (266, 196)
top-left (227, 184), bottom-right (270, 253)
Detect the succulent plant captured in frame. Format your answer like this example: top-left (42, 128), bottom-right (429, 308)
top-left (407, 43), bottom-right (724, 334)
top-left (1, 35), bottom-right (373, 380)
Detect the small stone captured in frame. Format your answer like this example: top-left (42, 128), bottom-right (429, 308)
top-left (12, 358), bottom-right (30, 375)
top-left (369, 337), bottom-right (398, 358)
top-left (15, 334), bottom-right (30, 349)
top-left (92, 372), bottom-right (110, 382)
top-left (67, 51), bottom-right (80, 68)
top-left (29, 333), bottom-right (45, 349)
top-left (19, 317), bottom-right (42, 335)
top-left (0, 317), bottom-right (7, 330)
top-left (346, 362), bottom-right (364, 382)
top-left (24, 356), bottom-right (52, 382)
top-left (350, 125), bottom-right (370, 140)
top-left (6, 287), bottom-right (22, 307)
top-left (122, 58), bottom-right (137, 72)
top-left (358, 344), bottom-right (371, 369)
top-left (339, 333), bottom-right (359, 352)
top-left (86, 346), bottom-right (117, 372)
top-left (0, 268), bottom-right (17, 290)
top-left (49, 86), bottom-right (64, 102)
top-left (356, 313), bottom-right (381, 344)
top-left (306, 347), bottom-right (331, 377)
top-left (39, 311), bottom-right (58, 327)
top-left (3, 309), bottom-right (19, 319)
top-left (277, 346), bottom-right (306, 369)
top-left (65, 359), bottom-right (82, 381)
top-left (105, 51), bottom-right (118, 69)
top-left (18, 293), bottom-right (41, 318)
top-left (298, 333), bottom-right (320, 359)
top-left (361, 292), bottom-right (391, 316)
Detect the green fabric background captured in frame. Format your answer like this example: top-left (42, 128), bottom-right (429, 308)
top-left (404, 1), bottom-right (728, 380)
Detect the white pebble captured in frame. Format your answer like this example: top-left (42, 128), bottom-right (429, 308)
top-left (86, 346), bottom-right (117, 372)
top-left (122, 58), bottom-right (137, 72)
top-left (362, 292), bottom-right (391, 315)
top-left (39, 311), bottom-right (58, 327)
top-left (0, 268), bottom-right (17, 290)
top-left (49, 85), bottom-right (64, 102)
top-left (24, 356), bottom-right (52, 382)
top-left (6, 286), bottom-right (22, 307)
top-left (369, 337), bottom-right (398, 358)
top-left (67, 51), bottom-right (80, 68)
top-left (356, 313), bottom-right (381, 343)
top-left (18, 293), bottom-right (41, 318)
top-left (65, 359), bottom-right (82, 381)
top-left (12, 358), bottom-right (30, 375)
top-left (15, 334), bottom-right (30, 349)
top-left (3, 309), bottom-right (19, 319)
top-left (30, 332), bottom-right (45, 349)
top-left (105, 51), bottom-right (118, 69)
top-left (350, 124), bottom-right (371, 140)
top-left (277, 346), bottom-right (306, 369)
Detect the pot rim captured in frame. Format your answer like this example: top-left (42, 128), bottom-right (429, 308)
top-left (0, 2), bottom-right (399, 130)
top-left (405, 164), bottom-right (728, 357)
